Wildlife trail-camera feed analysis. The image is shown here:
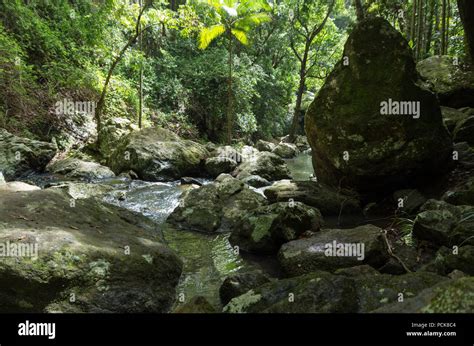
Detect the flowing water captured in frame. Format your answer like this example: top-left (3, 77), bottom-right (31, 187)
top-left (20, 152), bottom-right (317, 310)
top-left (285, 151), bottom-right (314, 181)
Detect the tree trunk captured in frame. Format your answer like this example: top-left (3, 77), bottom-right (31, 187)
top-left (457, 0), bottom-right (474, 65)
top-left (289, 41), bottom-right (309, 142)
top-left (441, 0), bottom-right (447, 55)
top-left (445, 0), bottom-right (450, 54)
top-left (425, 0), bottom-right (435, 55)
top-left (226, 33), bottom-right (233, 144)
top-left (410, 0), bottom-right (417, 43)
top-left (138, 0), bottom-right (144, 129)
top-left (354, 0), bottom-right (365, 21)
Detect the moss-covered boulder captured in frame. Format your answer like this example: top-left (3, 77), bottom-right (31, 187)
top-left (219, 270), bottom-right (271, 305)
top-left (232, 151), bottom-right (291, 181)
top-left (263, 180), bottom-right (361, 215)
top-left (256, 140), bottom-right (276, 152)
top-left (107, 127), bottom-right (209, 181)
top-left (166, 174), bottom-right (267, 233)
top-left (98, 117), bottom-right (138, 157)
top-left (443, 176), bottom-right (474, 206)
top-left (272, 143), bottom-right (299, 159)
top-left (0, 189), bottom-right (182, 313)
top-left (417, 55), bottom-right (474, 108)
top-left (352, 271), bottom-right (446, 312)
top-left (373, 277), bottom-right (474, 313)
top-left (413, 199), bottom-right (474, 247)
top-left (229, 202), bottom-right (323, 255)
top-left (223, 270), bottom-right (358, 313)
top-left (47, 158), bottom-right (115, 180)
top-left (453, 115), bottom-right (474, 146)
top-left (0, 129), bottom-right (57, 180)
top-left (441, 107), bottom-right (470, 133)
top-left (278, 224), bottom-right (389, 276)
top-left (305, 18), bottom-right (452, 192)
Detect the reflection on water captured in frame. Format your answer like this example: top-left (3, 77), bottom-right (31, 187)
top-left (285, 151), bottom-right (314, 180)
top-left (101, 179), bottom-right (252, 309)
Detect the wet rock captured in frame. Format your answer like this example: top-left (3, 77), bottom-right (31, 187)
top-left (278, 225), bottom-right (389, 276)
top-left (264, 180), bottom-right (361, 215)
top-left (232, 151), bottom-right (291, 181)
top-left (108, 127), bottom-right (209, 181)
top-left (173, 296), bottom-right (217, 313)
top-left (334, 264), bottom-right (380, 277)
top-left (452, 142), bottom-right (474, 168)
top-left (443, 176), bottom-right (474, 205)
top-left (353, 271), bottom-right (446, 312)
top-left (441, 107), bottom-right (469, 133)
top-left (0, 129), bottom-right (57, 180)
top-left (241, 175), bottom-right (270, 188)
top-left (305, 18), bottom-right (452, 192)
top-left (272, 143), bottom-right (299, 159)
top-left (373, 277), bottom-right (474, 313)
top-left (98, 117), bottom-right (138, 157)
top-left (423, 245), bottom-right (474, 276)
top-left (48, 182), bottom-right (115, 200)
top-left (219, 270), bottom-right (271, 305)
top-left (223, 270), bottom-right (358, 313)
top-left (229, 202), bottom-right (323, 255)
top-left (413, 200), bottom-right (474, 247)
top-left (417, 55), bottom-right (474, 108)
top-left (256, 140), bottom-right (276, 152)
top-left (205, 157), bottom-right (238, 177)
top-left (453, 115), bottom-right (474, 146)
top-left (47, 158), bottom-right (115, 180)
top-left (166, 175), bottom-right (266, 233)
top-left (393, 189), bottom-right (426, 215)
top-left (0, 189), bottom-right (182, 313)
top-left (294, 135), bottom-right (310, 151)
top-left (180, 177), bottom-right (203, 186)
top-left (0, 181), bottom-right (41, 193)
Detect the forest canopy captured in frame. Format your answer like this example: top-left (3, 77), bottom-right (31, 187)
top-left (0, 0), bottom-right (471, 147)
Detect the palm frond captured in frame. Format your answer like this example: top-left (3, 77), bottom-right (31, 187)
top-left (231, 28), bottom-right (249, 45)
top-left (234, 12), bottom-right (271, 31)
top-left (198, 24), bottom-right (226, 49)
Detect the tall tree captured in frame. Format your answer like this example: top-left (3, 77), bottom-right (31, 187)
top-left (288, 0), bottom-right (335, 142)
top-left (198, 0), bottom-right (271, 144)
top-left (354, 0), bottom-right (365, 21)
top-left (457, 0), bottom-right (474, 65)
top-left (95, 1), bottom-right (151, 145)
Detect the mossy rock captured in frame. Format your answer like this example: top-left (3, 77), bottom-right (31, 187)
top-left (0, 189), bottom-right (182, 313)
top-left (305, 18), bottom-right (452, 193)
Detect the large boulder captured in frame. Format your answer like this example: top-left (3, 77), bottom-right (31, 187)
top-left (232, 151), bottom-right (291, 181)
top-left (107, 127), bottom-right (209, 181)
top-left (223, 271), bottom-right (358, 313)
top-left (256, 140), bottom-right (276, 152)
top-left (166, 174), bottom-right (267, 233)
top-left (374, 277), bottom-right (474, 313)
top-left (47, 158), bottom-right (115, 180)
top-left (229, 202), bottom-right (323, 255)
top-left (98, 117), bottom-right (138, 157)
top-left (441, 106), bottom-right (469, 133)
top-left (417, 55), bottom-right (474, 108)
top-left (272, 143), bottom-right (299, 159)
top-left (278, 224), bottom-right (389, 276)
top-left (413, 200), bottom-right (474, 247)
top-left (219, 270), bottom-right (271, 305)
top-left (223, 269), bottom-right (444, 313)
top-left (442, 176), bottom-right (474, 206)
top-left (0, 189), bottom-right (182, 313)
top-left (0, 129), bottom-right (57, 180)
top-left (305, 18), bottom-right (452, 192)
top-left (264, 180), bottom-right (361, 215)
top-left (453, 115), bottom-right (474, 146)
